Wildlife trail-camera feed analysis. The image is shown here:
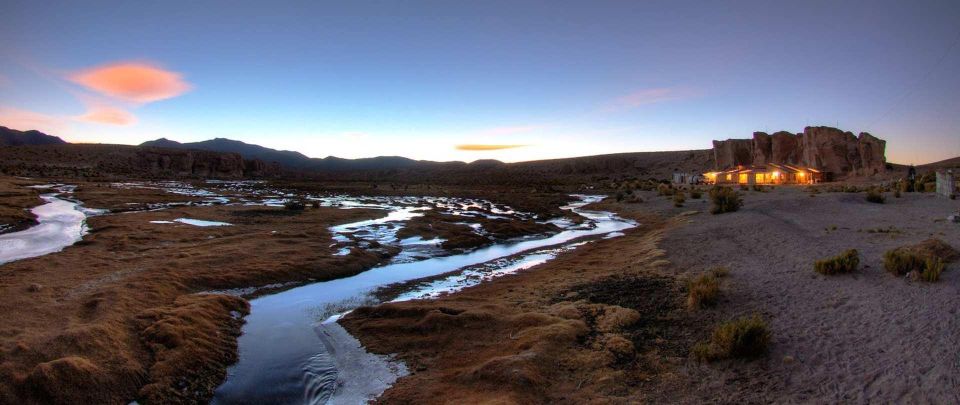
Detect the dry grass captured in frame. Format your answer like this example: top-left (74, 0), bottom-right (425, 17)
top-left (814, 249), bottom-right (860, 275)
top-left (673, 191), bottom-right (686, 207)
top-left (692, 315), bottom-right (770, 361)
top-left (884, 239), bottom-right (957, 281)
top-left (686, 274), bottom-right (720, 309)
top-left (711, 266), bottom-right (730, 278)
top-left (866, 188), bottom-right (885, 204)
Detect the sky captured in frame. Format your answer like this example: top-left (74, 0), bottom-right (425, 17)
top-left (1, 0), bottom-right (959, 164)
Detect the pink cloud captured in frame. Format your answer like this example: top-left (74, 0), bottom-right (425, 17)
top-left (0, 106), bottom-right (69, 134)
top-left (69, 61), bottom-right (191, 103)
top-left (77, 104), bottom-right (137, 125)
top-left (603, 87), bottom-right (699, 112)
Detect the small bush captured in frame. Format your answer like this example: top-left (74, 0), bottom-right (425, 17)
top-left (865, 188), bottom-right (885, 204)
top-left (814, 249), bottom-right (860, 275)
top-left (894, 188), bottom-right (901, 198)
top-left (739, 184), bottom-right (749, 191)
top-left (709, 186), bottom-right (742, 214)
top-left (693, 315), bottom-right (770, 361)
top-left (884, 240), bottom-right (956, 282)
top-left (690, 189), bottom-right (702, 199)
top-left (657, 183), bottom-right (674, 196)
top-left (883, 249), bottom-right (925, 276)
top-left (687, 274), bottom-right (720, 309)
top-left (673, 191), bottom-right (686, 207)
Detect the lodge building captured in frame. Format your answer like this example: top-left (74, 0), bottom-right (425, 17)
top-left (704, 163), bottom-right (822, 185)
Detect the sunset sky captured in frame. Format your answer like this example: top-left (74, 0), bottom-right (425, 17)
top-left (1, 1), bottom-right (959, 164)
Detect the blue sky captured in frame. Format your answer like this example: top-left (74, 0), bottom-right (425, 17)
top-left (1, 0), bottom-right (959, 164)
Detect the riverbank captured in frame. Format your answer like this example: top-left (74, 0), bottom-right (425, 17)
top-left (0, 177), bottom-right (43, 234)
top-left (0, 180), bottom-right (392, 403)
top-left (340, 203), bottom-right (717, 403)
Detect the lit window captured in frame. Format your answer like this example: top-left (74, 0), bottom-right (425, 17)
top-left (756, 173), bottom-right (764, 183)
top-left (726, 174), bottom-right (732, 181)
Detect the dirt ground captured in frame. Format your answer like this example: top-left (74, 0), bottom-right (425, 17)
top-left (0, 181), bottom-right (391, 404)
top-left (344, 185), bottom-right (960, 403)
top-left (0, 177), bottom-right (43, 234)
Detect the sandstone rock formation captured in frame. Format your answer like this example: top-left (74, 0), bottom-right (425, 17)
top-left (713, 126), bottom-right (886, 177)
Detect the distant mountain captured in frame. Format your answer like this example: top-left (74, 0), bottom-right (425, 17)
top-left (0, 126), bottom-right (67, 146)
top-left (141, 138), bottom-right (312, 168)
top-left (140, 137), bottom-right (438, 172)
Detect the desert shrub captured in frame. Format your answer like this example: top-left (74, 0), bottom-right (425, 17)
top-left (709, 186), bottom-right (742, 214)
top-left (615, 191), bottom-right (625, 202)
top-left (884, 240), bottom-right (957, 281)
top-left (814, 249), bottom-right (859, 275)
top-left (739, 184), bottom-right (749, 191)
top-left (865, 188), bottom-right (885, 204)
top-left (884, 249), bottom-right (925, 276)
top-left (673, 191), bottom-right (686, 207)
top-left (711, 266), bottom-right (730, 278)
top-left (284, 200), bottom-right (305, 210)
top-left (627, 194), bottom-right (644, 204)
top-left (693, 315), bottom-right (770, 361)
top-left (687, 274), bottom-right (719, 309)
top-left (657, 183), bottom-right (674, 196)
top-left (752, 184), bottom-right (765, 192)
top-left (894, 188), bottom-right (901, 198)
top-left (690, 189), bottom-right (702, 199)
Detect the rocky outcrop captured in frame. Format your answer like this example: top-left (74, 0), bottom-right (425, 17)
top-left (713, 126), bottom-right (886, 177)
top-left (135, 149), bottom-right (246, 177)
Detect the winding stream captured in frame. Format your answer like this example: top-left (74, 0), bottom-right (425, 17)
top-left (212, 195), bottom-right (635, 404)
top-left (0, 185), bottom-right (102, 265)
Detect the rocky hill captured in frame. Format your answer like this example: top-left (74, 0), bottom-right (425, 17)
top-left (0, 126), bottom-right (67, 146)
top-left (713, 126), bottom-right (886, 177)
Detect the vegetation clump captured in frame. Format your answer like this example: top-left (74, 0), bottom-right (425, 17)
top-left (709, 186), bottom-right (742, 214)
top-left (686, 274), bottom-right (720, 309)
top-left (657, 183), bottom-right (674, 196)
top-left (673, 190), bottom-right (686, 207)
top-left (693, 315), bottom-right (770, 361)
top-left (865, 187), bottom-right (885, 204)
top-left (884, 239), bottom-right (957, 281)
top-left (711, 266), bottom-right (730, 278)
top-left (689, 189), bottom-right (702, 199)
top-left (814, 249), bottom-right (859, 275)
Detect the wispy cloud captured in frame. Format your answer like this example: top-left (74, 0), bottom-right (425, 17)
top-left (455, 144), bottom-right (528, 151)
top-left (76, 104), bottom-right (137, 125)
top-left (69, 61), bottom-right (191, 103)
top-left (602, 87), bottom-right (699, 112)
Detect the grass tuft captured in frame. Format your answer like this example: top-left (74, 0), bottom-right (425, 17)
top-left (814, 249), bottom-right (859, 275)
top-left (709, 186), bottom-right (742, 215)
top-left (693, 315), bottom-right (770, 361)
top-left (686, 274), bottom-right (720, 310)
top-left (865, 187), bottom-right (885, 204)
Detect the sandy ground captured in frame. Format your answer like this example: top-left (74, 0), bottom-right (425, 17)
top-left (645, 187), bottom-right (960, 403)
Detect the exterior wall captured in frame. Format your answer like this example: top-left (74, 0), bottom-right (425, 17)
top-left (937, 171), bottom-right (957, 198)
